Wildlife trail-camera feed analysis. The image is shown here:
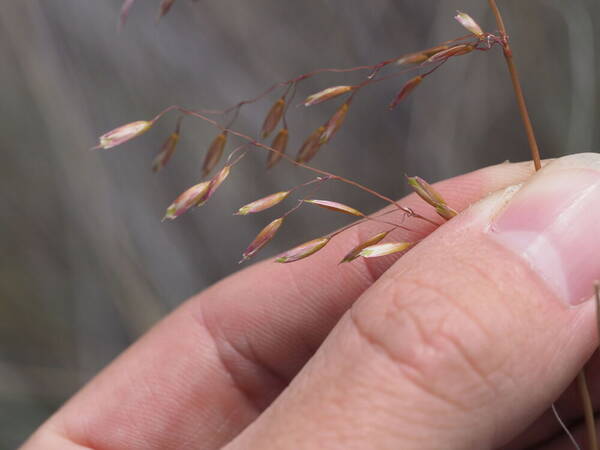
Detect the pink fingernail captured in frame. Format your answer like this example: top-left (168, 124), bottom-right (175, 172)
top-left (490, 166), bottom-right (600, 305)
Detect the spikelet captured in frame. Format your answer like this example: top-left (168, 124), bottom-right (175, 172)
top-left (454, 11), bottom-right (484, 38)
top-left (163, 166), bottom-right (231, 221)
top-left (236, 191), bottom-right (290, 215)
top-left (396, 45), bottom-right (450, 65)
top-left (266, 128), bottom-right (289, 169)
top-left (205, 165), bottom-right (231, 200)
top-left (406, 176), bottom-right (457, 220)
top-left (261, 97), bottom-right (286, 139)
top-left (358, 242), bottom-right (412, 258)
top-left (340, 230), bottom-right (391, 263)
top-left (427, 44), bottom-right (474, 63)
top-left (304, 86), bottom-right (355, 107)
top-left (152, 120), bottom-right (181, 172)
top-left (388, 76), bottom-right (423, 110)
top-left (296, 126), bottom-right (325, 164)
top-left (320, 102), bottom-right (350, 144)
top-left (276, 237), bottom-right (330, 263)
top-left (119, 0), bottom-right (137, 28)
top-left (302, 199), bottom-right (364, 217)
top-left (93, 120), bottom-right (153, 150)
top-left (241, 217), bottom-right (284, 262)
top-left (202, 132), bottom-right (227, 177)
top-left (158, 0), bottom-right (177, 20)
top-left (163, 181), bottom-right (211, 220)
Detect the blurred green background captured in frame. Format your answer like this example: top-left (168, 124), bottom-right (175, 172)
top-left (0, 0), bottom-right (598, 447)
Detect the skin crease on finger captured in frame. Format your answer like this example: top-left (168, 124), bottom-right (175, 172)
top-left (23, 160), bottom-right (542, 450)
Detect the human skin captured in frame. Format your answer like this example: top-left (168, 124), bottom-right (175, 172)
top-left (23, 154), bottom-right (600, 449)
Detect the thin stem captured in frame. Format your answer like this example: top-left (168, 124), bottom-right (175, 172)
top-left (487, 0), bottom-right (541, 171)
top-left (283, 179), bottom-right (328, 219)
top-left (327, 214), bottom-right (413, 241)
top-left (577, 370), bottom-right (598, 450)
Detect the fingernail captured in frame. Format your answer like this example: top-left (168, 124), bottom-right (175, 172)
top-left (489, 154), bottom-right (600, 305)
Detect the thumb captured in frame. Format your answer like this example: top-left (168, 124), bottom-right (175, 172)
top-left (226, 153), bottom-right (600, 450)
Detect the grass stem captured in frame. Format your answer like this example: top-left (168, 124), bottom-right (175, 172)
top-left (487, 0), bottom-right (541, 171)
top-left (577, 370), bottom-right (598, 450)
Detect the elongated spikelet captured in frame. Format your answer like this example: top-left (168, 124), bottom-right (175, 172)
top-left (296, 126), bottom-right (325, 164)
top-left (119, 0), bottom-right (137, 28)
top-left (396, 45), bottom-right (450, 65)
top-left (320, 102), bottom-right (349, 144)
top-left (93, 120), bottom-right (153, 150)
top-left (202, 132), bottom-right (227, 177)
top-left (407, 176), bottom-right (457, 220)
top-left (241, 217), bottom-right (284, 262)
top-left (206, 165), bottom-right (230, 199)
top-left (163, 181), bottom-right (211, 220)
top-left (267, 128), bottom-right (289, 169)
top-left (340, 230), bottom-right (391, 263)
top-left (261, 97), bottom-right (286, 139)
top-left (152, 120), bottom-right (181, 172)
top-left (427, 44), bottom-right (474, 63)
top-left (454, 11), bottom-right (484, 38)
top-left (303, 199), bottom-right (364, 217)
top-left (236, 191), bottom-right (290, 215)
top-left (388, 76), bottom-right (423, 110)
top-left (407, 176), bottom-right (446, 205)
top-left (152, 132), bottom-right (179, 172)
top-left (358, 242), bottom-right (412, 258)
top-left (158, 0), bottom-right (177, 19)
top-left (276, 237), bottom-right (330, 263)
top-left (304, 86), bottom-right (354, 107)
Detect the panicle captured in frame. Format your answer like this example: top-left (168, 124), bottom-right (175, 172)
top-left (261, 97), bottom-right (286, 139)
top-left (93, 120), bottom-right (153, 150)
top-left (320, 101), bottom-right (350, 144)
top-left (406, 176), bottom-right (457, 220)
top-left (454, 11), bottom-right (484, 38)
top-left (358, 242), bottom-right (412, 258)
top-left (275, 237), bottom-right (330, 263)
top-left (304, 86), bottom-right (355, 107)
top-left (163, 181), bottom-right (211, 220)
top-left (236, 191), bottom-right (291, 215)
top-left (296, 126), bottom-right (325, 164)
top-left (241, 217), bottom-right (284, 262)
top-left (388, 76), bottom-right (423, 110)
top-left (202, 132), bottom-right (227, 177)
top-left (340, 230), bottom-right (391, 263)
top-left (302, 199), bottom-right (364, 217)
top-left (267, 128), bottom-right (289, 169)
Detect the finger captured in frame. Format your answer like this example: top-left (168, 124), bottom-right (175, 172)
top-left (24, 161), bottom-right (537, 450)
top-left (227, 153), bottom-right (600, 450)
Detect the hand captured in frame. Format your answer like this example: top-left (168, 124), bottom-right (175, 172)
top-left (24, 154), bottom-right (600, 449)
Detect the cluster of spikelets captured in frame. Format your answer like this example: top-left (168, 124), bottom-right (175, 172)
top-left (95, 10), bottom-right (493, 264)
